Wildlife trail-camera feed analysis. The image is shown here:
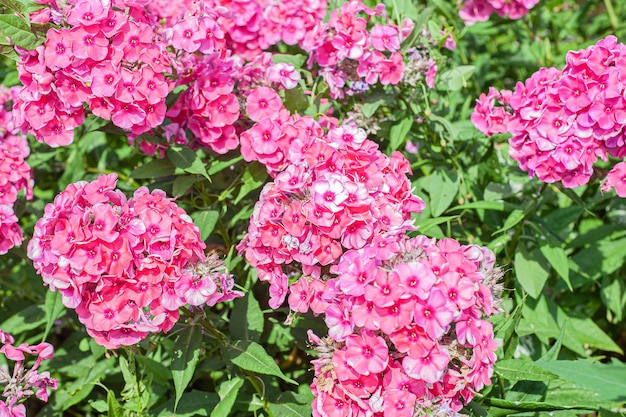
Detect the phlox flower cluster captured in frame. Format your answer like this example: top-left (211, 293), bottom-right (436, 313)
top-left (148, 0), bottom-right (327, 61)
top-left (458, 0), bottom-right (539, 25)
top-left (0, 329), bottom-right (58, 417)
top-left (237, 113), bottom-right (426, 309)
top-left (151, 52), bottom-right (301, 157)
top-left (0, 87), bottom-right (33, 255)
top-left (129, 0), bottom-right (303, 157)
top-left (308, 236), bottom-right (503, 417)
top-left (301, 0), bottom-right (412, 98)
top-left (218, 0), bottom-right (327, 61)
top-left (13, 0), bottom-right (174, 147)
top-left (27, 174), bottom-right (241, 349)
top-left (472, 35), bottom-right (626, 192)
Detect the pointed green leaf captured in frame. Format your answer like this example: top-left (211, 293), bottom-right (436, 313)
top-left (284, 87), bottom-right (308, 114)
top-left (514, 246), bottom-right (550, 299)
top-left (172, 175), bottom-right (197, 197)
top-left (130, 158), bottom-right (175, 179)
top-left (0, 14), bottom-right (42, 50)
top-left (536, 233), bottom-right (571, 290)
top-left (387, 116), bottom-right (413, 152)
top-left (210, 378), bottom-right (245, 417)
top-left (428, 170), bottom-right (459, 217)
top-left (42, 290), bottom-right (65, 341)
top-left (448, 200), bottom-right (511, 211)
top-left (168, 147), bottom-right (210, 180)
top-left (438, 65), bottom-right (475, 91)
top-left (190, 209), bottom-right (219, 241)
top-left (483, 397), bottom-right (595, 412)
top-left (538, 323), bottom-right (566, 362)
top-left (536, 360), bottom-right (626, 402)
top-left (493, 209), bottom-right (525, 234)
top-left (171, 325), bottom-right (203, 410)
top-left (226, 340), bottom-right (296, 384)
top-left (268, 391), bottom-right (314, 417)
top-left (495, 359), bottom-right (559, 382)
top-left (230, 292), bottom-right (264, 342)
top-left (207, 155), bottom-right (243, 175)
top-left (232, 162), bottom-right (268, 205)
top-left (107, 389), bottom-right (124, 417)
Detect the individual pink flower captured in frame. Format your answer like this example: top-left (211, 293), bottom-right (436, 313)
top-left (246, 87), bottom-right (283, 121)
top-left (602, 160), bottom-right (626, 197)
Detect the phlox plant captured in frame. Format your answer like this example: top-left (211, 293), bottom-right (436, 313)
top-left (0, 0), bottom-right (626, 416)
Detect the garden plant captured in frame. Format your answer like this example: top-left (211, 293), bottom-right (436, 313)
top-left (0, 0), bottom-right (625, 416)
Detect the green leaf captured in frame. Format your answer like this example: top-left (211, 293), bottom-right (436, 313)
top-left (387, 116), bottom-right (413, 152)
top-left (171, 325), bottom-right (203, 410)
top-left (190, 210), bottom-right (219, 241)
top-left (210, 378), bottom-right (244, 417)
top-left (491, 298), bottom-right (523, 359)
top-left (107, 389), bottom-right (124, 417)
top-left (566, 316), bottom-right (623, 354)
top-left (172, 175), bottom-right (197, 197)
top-left (601, 275), bottom-right (626, 322)
top-left (361, 98), bottom-right (385, 118)
top-left (570, 237), bottom-right (626, 283)
top-left (154, 390), bottom-right (219, 417)
top-left (167, 147), bottom-right (210, 180)
top-left (284, 87), bottom-right (309, 114)
top-left (226, 340), bottom-right (297, 384)
top-left (1, 304), bottom-right (47, 333)
top-left (536, 233), bottom-right (571, 291)
top-left (538, 323), bottom-right (566, 362)
top-left (536, 360), bottom-right (626, 402)
top-left (600, 408), bottom-right (626, 417)
top-left (514, 245), bottom-right (550, 299)
top-left (42, 290), bottom-right (65, 341)
top-left (268, 391), bottom-right (314, 417)
top-left (0, 0), bottom-right (27, 14)
top-left (429, 113), bottom-right (458, 139)
top-left (482, 397), bottom-right (595, 412)
top-left (427, 170), bottom-right (459, 217)
top-left (448, 200), bottom-right (511, 212)
top-left (493, 209), bottom-right (525, 234)
top-left (438, 65), bottom-right (475, 91)
top-left (130, 158), bottom-right (176, 179)
top-left (230, 292), bottom-right (264, 342)
top-left (233, 162), bottom-right (268, 205)
top-left (207, 155), bottom-right (243, 175)
top-left (414, 215), bottom-right (458, 235)
top-left (0, 14), bottom-right (42, 50)
top-left (271, 54), bottom-right (306, 68)
top-left (495, 359), bottom-right (559, 382)
top-left (0, 43), bottom-right (18, 60)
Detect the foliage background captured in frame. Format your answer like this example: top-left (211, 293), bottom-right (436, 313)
top-left (1, 0), bottom-right (626, 416)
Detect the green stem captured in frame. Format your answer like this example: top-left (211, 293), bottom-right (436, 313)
top-left (180, 307), bottom-right (274, 417)
top-left (604, 0), bottom-right (619, 32)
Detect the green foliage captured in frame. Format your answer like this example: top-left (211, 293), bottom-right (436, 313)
top-left (1, 0), bottom-right (626, 416)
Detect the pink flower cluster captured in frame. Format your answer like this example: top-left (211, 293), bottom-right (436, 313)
top-left (13, 0), bottom-right (174, 147)
top-left (213, 0), bottom-right (327, 61)
top-left (147, 0), bottom-right (327, 62)
top-left (302, 0), bottom-right (411, 98)
top-left (237, 113), bottom-right (426, 309)
top-left (0, 329), bottom-right (58, 417)
top-left (28, 174), bottom-right (241, 349)
top-left (0, 87), bottom-right (33, 255)
top-left (472, 35), bottom-right (626, 191)
top-left (308, 236), bottom-right (503, 416)
top-left (458, 0), bottom-right (539, 24)
top-left (129, 0), bottom-right (305, 157)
